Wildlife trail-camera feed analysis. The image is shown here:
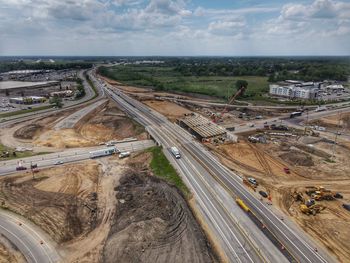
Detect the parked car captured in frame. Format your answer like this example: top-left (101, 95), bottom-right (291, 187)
top-left (259, 191), bottom-right (268, 198)
top-left (248, 177), bottom-right (257, 185)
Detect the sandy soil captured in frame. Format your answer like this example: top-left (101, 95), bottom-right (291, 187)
top-left (7, 101), bottom-right (146, 150)
top-left (212, 138), bottom-right (350, 262)
top-left (310, 112), bottom-right (350, 131)
top-left (143, 100), bottom-right (192, 121)
top-left (0, 162), bottom-right (101, 243)
top-left (0, 236), bottom-right (26, 263)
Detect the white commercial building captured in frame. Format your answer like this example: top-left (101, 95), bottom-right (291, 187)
top-left (269, 82), bottom-right (319, 100)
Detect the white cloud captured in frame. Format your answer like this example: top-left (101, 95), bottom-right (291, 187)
top-left (0, 0), bottom-right (349, 55)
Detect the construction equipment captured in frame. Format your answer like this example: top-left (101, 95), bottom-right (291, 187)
top-left (292, 191), bottom-right (305, 202)
top-left (299, 204), bottom-right (325, 215)
top-left (283, 167), bottom-right (291, 174)
top-left (304, 127), bottom-right (320, 137)
top-left (305, 186), bottom-right (335, 201)
top-left (213, 84), bottom-right (247, 123)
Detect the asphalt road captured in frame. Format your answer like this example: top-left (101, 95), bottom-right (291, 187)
top-left (0, 210), bottom-right (60, 263)
top-left (101, 78), bottom-right (335, 263)
top-left (0, 140), bottom-right (155, 176)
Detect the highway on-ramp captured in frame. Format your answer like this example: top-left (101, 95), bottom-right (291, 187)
top-left (0, 210), bottom-right (60, 263)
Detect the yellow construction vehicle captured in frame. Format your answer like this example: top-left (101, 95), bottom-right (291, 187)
top-left (300, 204), bottom-right (325, 215)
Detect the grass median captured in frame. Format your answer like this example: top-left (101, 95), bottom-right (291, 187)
top-left (0, 105), bottom-right (53, 119)
top-left (147, 146), bottom-right (190, 197)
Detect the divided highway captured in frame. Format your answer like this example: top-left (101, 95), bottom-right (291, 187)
top-left (98, 73), bottom-right (334, 263)
top-left (0, 140), bottom-right (155, 176)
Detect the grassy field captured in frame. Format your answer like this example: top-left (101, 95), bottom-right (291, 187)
top-left (0, 143), bottom-right (48, 161)
top-left (0, 105), bottom-right (53, 119)
top-left (147, 146), bottom-right (189, 197)
top-left (99, 65), bottom-right (269, 100)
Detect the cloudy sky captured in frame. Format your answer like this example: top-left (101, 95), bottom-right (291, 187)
top-left (0, 0), bottom-right (349, 56)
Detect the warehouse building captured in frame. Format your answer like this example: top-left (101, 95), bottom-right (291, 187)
top-left (0, 80), bottom-right (60, 96)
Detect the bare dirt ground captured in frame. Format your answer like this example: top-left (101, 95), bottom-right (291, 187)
top-left (0, 151), bottom-right (217, 263)
top-left (4, 101), bottom-right (146, 150)
top-left (103, 153), bottom-right (217, 263)
top-left (143, 100), bottom-right (192, 121)
top-left (212, 138), bottom-right (350, 262)
top-left (0, 236), bottom-right (25, 263)
top-left (309, 112), bottom-right (350, 131)
top-left (0, 162), bottom-right (101, 243)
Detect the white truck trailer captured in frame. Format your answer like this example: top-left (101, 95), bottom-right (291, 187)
top-left (119, 151), bottom-right (130, 158)
top-left (170, 147), bottom-right (181, 159)
top-left (89, 147), bottom-right (116, 158)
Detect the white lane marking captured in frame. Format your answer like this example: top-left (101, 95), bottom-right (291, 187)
top-left (0, 218), bottom-right (38, 263)
top-left (1, 212), bottom-right (55, 263)
top-left (189, 144), bottom-right (328, 263)
top-left (151, 125), bottom-right (253, 263)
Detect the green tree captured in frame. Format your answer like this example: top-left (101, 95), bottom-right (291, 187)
top-left (49, 96), bottom-right (63, 108)
top-left (235, 80), bottom-right (248, 90)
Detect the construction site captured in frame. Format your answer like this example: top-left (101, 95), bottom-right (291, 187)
top-left (0, 69), bottom-right (349, 263)
top-left (100, 75), bottom-right (350, 262)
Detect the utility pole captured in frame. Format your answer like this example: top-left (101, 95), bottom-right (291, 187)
top-left (331, 112), bottom-right (342, 161)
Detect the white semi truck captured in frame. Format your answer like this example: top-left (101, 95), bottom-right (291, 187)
top-left (89, 147), bottom-right (117, 158)
top-left (170, 147), bottom-right (181, 159)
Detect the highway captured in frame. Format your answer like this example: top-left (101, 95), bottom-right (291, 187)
top-left (0, 210), bottom-right (60, 263)
top-left (98, 74), bottom-right (334, 263)
top-left (0, 140), bottom-right (155, 175)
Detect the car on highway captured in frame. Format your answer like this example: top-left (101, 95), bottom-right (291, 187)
top-left (16, 166), bottom-right (27, 171)
top-left (54, 160), bottom-right (64, 165)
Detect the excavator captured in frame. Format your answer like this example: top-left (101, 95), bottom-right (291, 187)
top-left (299, 204), bottom-right (325, 215)
top-left (292, 190), bottom-right (326, 216)
top-left (212, 84), bottom-right (248, 123)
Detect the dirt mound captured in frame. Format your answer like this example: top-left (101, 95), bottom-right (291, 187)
top-left (279, 150), bottom-right (314, 166)
top-left (103, 171), bottom-right (215, 263)
top-left (14, 124), bottom-right (43, 140)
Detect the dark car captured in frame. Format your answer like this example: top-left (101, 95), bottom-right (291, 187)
top-left (16, 166), bottom-right (27, 171)
top-left (259, 191), bottom-right (268, 198)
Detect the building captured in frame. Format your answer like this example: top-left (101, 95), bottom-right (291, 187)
top-left (9, 96), bottom-right (46, 104)
top-left (325, 84), bottom-right (344, 93)
top-left (0, 80), bottom-right (60, 96)
top-left (269, 82), bottom-right (319, 100)
top-left (50, 90), bottom-right (74, 97)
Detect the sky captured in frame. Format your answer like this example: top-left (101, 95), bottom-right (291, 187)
top-left (0, 0), bottom-right (349, 56)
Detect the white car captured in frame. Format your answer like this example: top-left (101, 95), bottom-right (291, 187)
top-left (54, 160), bottom-right (64, 165)
top-left (248, 177), bottom-right (257, 185)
